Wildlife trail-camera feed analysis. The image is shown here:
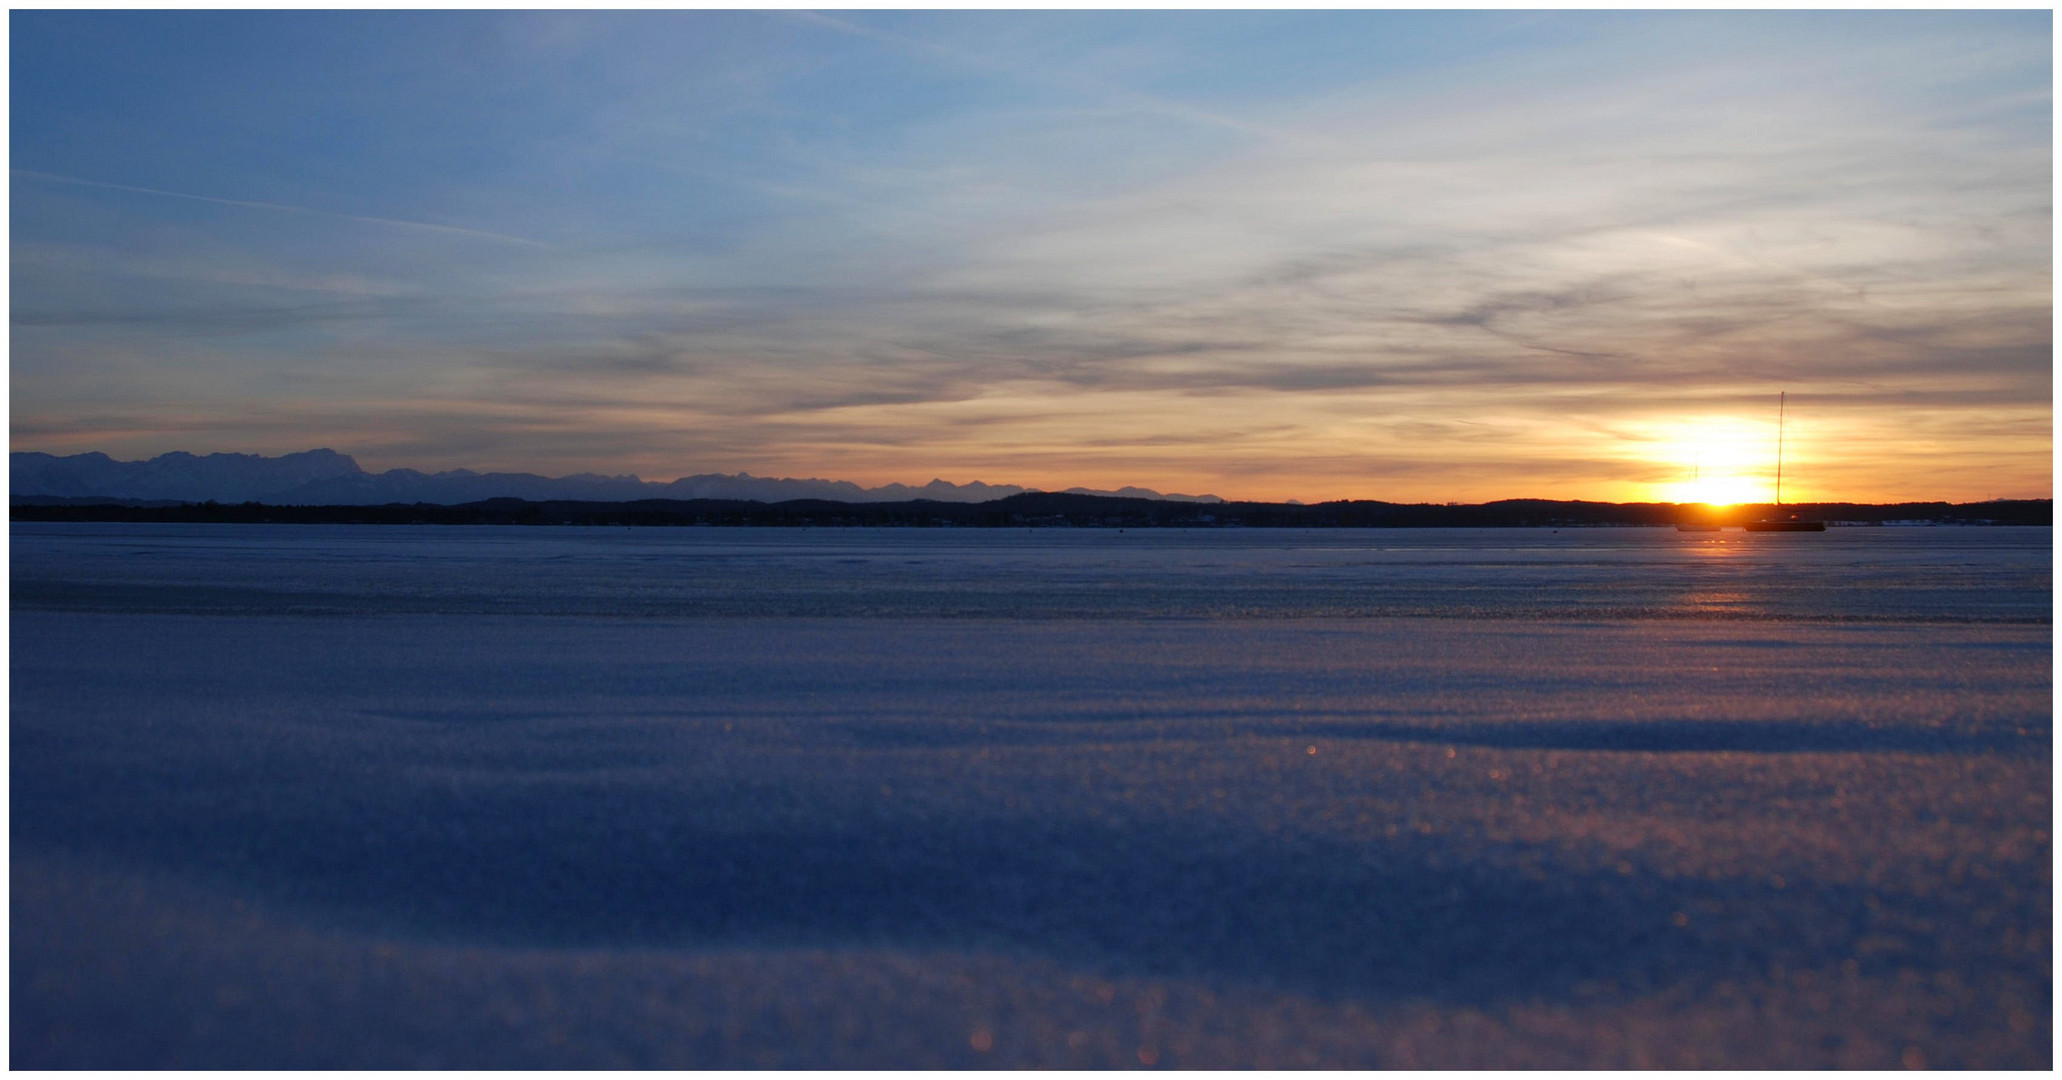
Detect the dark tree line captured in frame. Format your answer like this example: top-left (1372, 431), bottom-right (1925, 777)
top-left (11, 492), bottom-right (2050, 527)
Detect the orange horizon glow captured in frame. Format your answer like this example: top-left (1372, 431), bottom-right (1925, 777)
top-left (10, 377), bottom-right (2050, 507)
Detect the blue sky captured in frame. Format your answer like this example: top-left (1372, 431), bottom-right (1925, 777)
top-left (10, 10), bottom-right (2052, 501)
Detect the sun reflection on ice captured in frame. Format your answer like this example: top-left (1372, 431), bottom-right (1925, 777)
top-left (1685, 535), bottom-right (1748, 559)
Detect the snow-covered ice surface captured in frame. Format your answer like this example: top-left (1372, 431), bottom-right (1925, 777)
top-left (11, 524), bottom-right (2052, 1067)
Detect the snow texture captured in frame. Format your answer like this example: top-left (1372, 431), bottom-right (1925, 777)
top-left (10, 525), bottom-right (2052, 1067)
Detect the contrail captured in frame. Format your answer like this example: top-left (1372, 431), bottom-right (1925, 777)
top-left (11, 169), bottom-right (551, 249)
top-left (778, 10), bottom-right (1285, 144)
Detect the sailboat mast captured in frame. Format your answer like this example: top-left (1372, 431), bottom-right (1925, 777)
top-left (1775, 391), bottom-right (1785, 507)
top-left (1743, 392), bottom-right (1824, 530)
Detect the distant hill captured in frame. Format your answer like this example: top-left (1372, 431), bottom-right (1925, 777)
top-left (9, 449), bottom-right (1223, 506)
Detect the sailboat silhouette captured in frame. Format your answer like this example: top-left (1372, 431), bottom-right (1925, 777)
top-left (1744, 392), bottom-right (1825, 532)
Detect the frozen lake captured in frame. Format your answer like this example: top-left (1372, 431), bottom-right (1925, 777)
top-left (11, 523), bottom-right (2053, 1067)
top-left (9, 521), bottom-right (2053, 621)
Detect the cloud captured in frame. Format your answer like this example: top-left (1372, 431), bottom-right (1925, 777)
top-left (9, 13), bottom-right (2049, 500)
top-left (778, 10), bottom-right (1281, 143)
top-left (12, 170), bottom-right (550, 249)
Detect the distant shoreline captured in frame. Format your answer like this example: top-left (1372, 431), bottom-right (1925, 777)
top-left (10, 493), bottom-right (2050, 528)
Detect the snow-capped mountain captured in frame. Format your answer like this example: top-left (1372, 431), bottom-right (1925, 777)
top-left (11, 450), bottom-right (1223, 505)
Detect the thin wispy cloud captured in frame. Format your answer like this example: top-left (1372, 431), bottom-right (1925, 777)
top-left (12, 169), bottom-right (550, 249)
top-left (779, 10), bottom-right (1284, 144)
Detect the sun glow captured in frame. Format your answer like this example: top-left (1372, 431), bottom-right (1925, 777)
top-left (1651, 420), bottom-right (1774, 506)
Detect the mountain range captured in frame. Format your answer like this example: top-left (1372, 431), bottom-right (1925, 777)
top-left (10, 449), bottom-right (1224, 506)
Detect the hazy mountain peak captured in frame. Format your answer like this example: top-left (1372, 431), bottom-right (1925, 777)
top-left (11, 449), bottom-right (1224, 505)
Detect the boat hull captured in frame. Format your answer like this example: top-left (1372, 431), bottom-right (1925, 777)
top-left (1744, 520), bottom-right (1826, 532)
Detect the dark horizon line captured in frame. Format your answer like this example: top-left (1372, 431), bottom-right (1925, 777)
top-left (11, 492), bottom-right (2052, 529)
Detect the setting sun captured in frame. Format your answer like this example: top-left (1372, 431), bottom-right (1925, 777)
top-left (1651, 420), bottom-right (1775, 505)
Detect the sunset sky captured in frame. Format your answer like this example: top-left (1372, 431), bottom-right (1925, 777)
top-left (11, 10), bottom-right (2052, 503)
